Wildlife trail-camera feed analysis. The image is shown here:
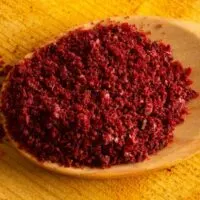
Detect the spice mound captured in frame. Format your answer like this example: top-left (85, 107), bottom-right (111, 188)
top-left (1, 22), bottom-right (198, 168)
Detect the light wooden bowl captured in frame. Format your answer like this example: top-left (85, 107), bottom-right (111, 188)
top-left (2, 16), bottom-right (200, 178)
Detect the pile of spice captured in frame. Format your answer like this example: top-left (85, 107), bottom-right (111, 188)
top-left (1, 22), bottom-right (198, 168)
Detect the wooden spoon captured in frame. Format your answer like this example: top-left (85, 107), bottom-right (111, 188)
top-left (1, 16), bottom-right (200, 178)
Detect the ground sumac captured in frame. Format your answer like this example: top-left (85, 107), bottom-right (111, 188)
top-left (1, 22), bottom-right (198, 168)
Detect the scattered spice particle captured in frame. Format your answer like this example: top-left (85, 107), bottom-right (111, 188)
top-left (145, 31), bottom-right (151, 35)
top-left (140, 24), bottom-right (144, 29)
top-left (166, 166), bottom-right (175, 172)
top-left (155, 24), bottom-right (163, 29)
top-left (12, 45), bottom-right (19, 54)
top-left (1, 22), bottom-right (198, 168)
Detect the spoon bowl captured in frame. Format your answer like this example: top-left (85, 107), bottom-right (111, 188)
top-left (2, 16), bottom-right (200, 178)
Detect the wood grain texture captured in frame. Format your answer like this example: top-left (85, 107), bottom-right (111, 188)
top-left (0, 0), bottom-right (200, 199)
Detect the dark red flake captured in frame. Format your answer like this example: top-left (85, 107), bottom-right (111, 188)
top-left (1, 22), bottom-right (198, 168)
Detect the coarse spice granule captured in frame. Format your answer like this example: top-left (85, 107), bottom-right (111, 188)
top-left (1, 22), bottom-right (198, 168)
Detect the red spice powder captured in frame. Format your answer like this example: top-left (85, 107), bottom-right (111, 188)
top-left (1, 22), bottom-right (198, 168)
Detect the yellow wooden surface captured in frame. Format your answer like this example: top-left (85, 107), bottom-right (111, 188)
top-left (0, 0), bottom-right (200, 199)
